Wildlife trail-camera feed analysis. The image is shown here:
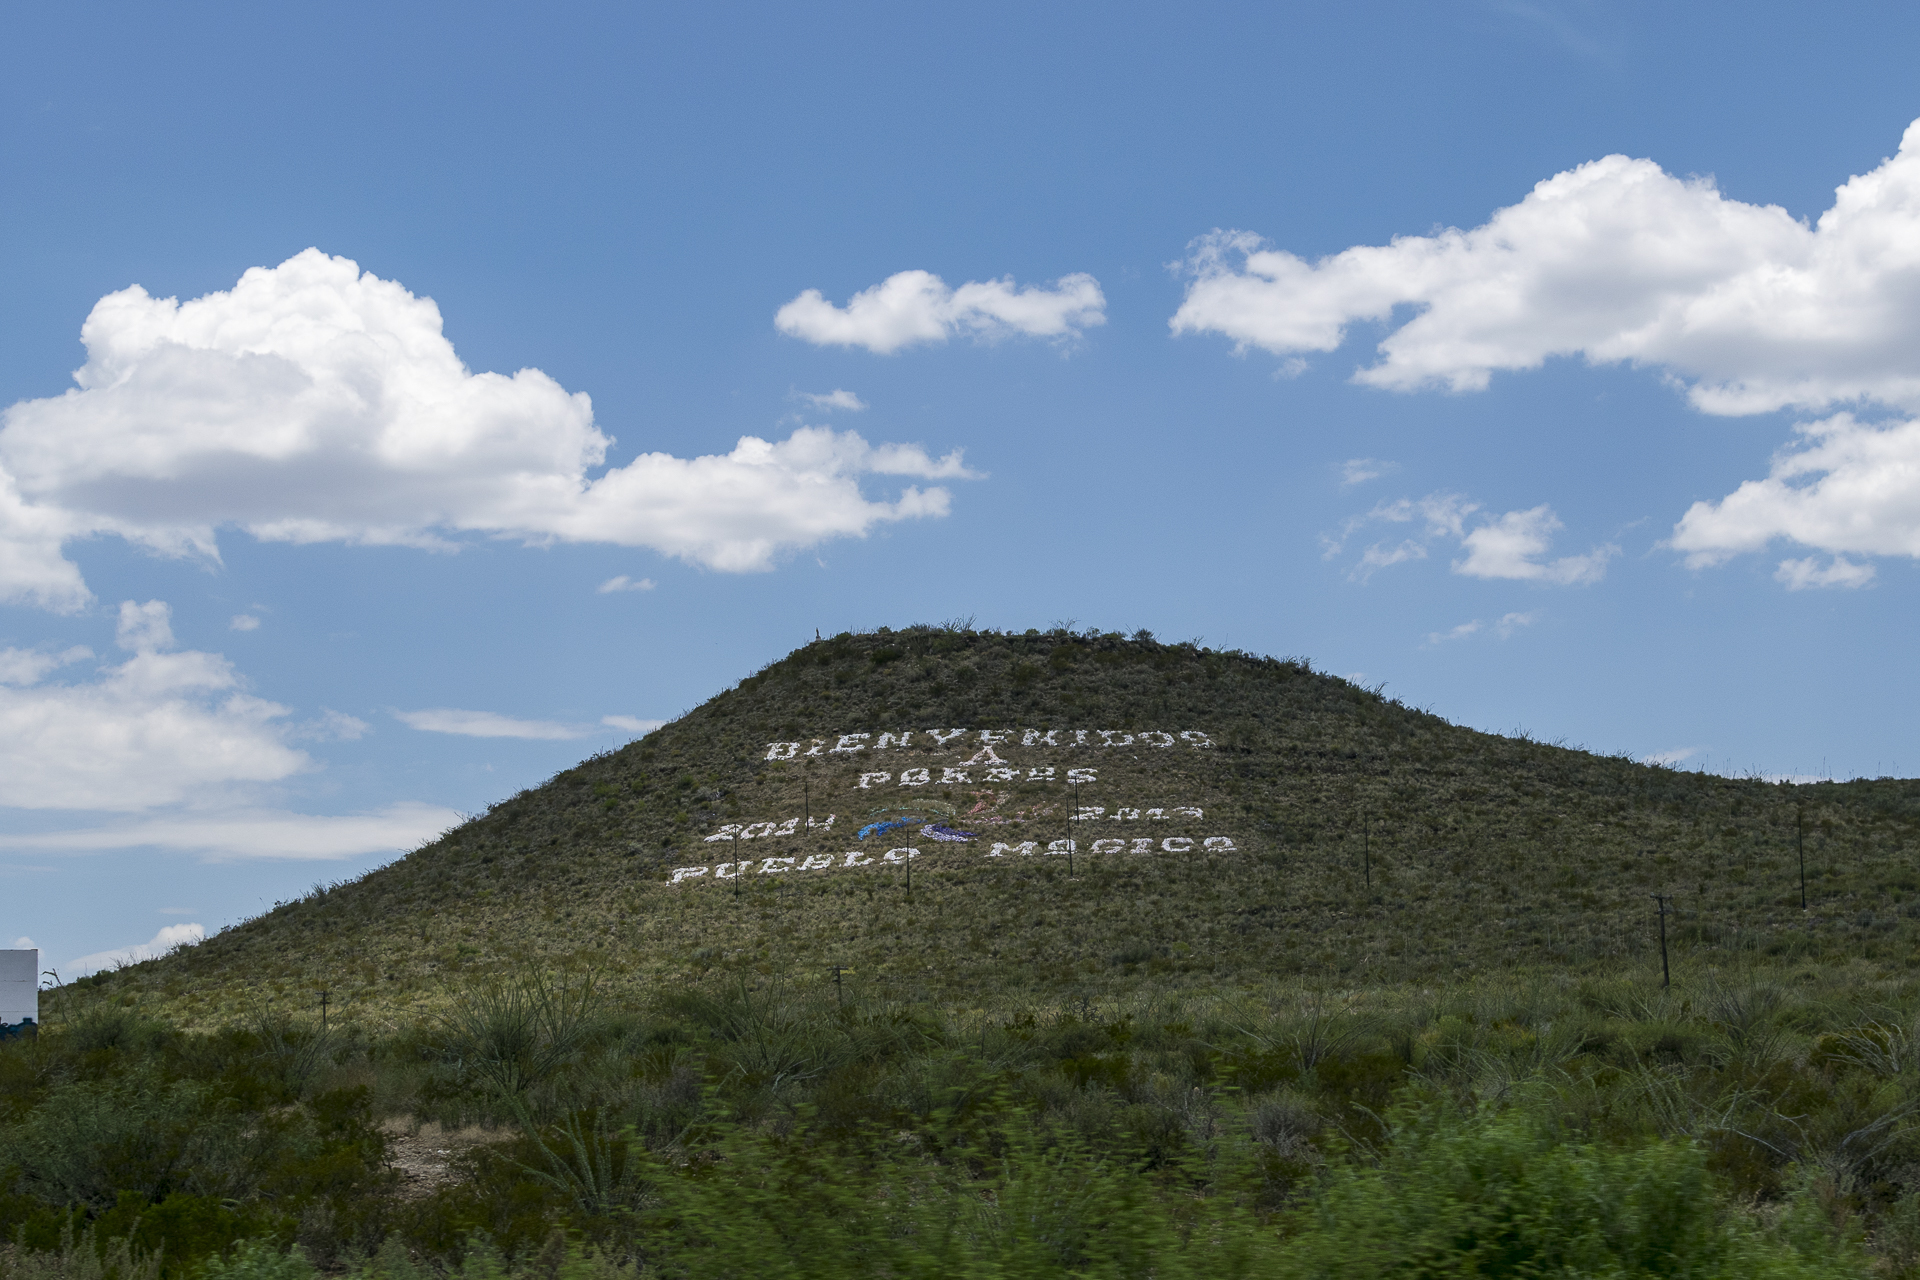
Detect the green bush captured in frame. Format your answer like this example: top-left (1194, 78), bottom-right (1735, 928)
top-left (196, 1241), bottom-right (316, 1280)
top-left (1274, 1095), bottom-right (1867, 1279)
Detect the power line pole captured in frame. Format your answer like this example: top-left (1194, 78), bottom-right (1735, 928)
top-left (1363, 812), bottom-right (1371, 892)
top-left (1650, 894), bottom-right (1672, 989)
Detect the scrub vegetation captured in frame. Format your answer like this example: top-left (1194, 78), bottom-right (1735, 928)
top-left (16, 626), bottom-right (1920, 1276)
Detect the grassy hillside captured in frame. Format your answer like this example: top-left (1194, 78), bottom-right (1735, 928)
top-left (18, 625), bottom-right (1920, 1278)
top-left (69, 625), bottom-right (1920, 1026)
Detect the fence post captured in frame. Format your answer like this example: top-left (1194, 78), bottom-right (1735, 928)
top-left (1650, 894), bottom-right (1672, 988)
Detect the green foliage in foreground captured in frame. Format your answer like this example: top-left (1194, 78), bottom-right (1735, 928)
top-left (2, 964), bottom-right (1916, 1277)
top-left (1285, 1100), bottom-right (1857, 1279)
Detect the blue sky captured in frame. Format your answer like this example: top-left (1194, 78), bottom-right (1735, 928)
top-left (3, 1), bottom-right (1919, 974)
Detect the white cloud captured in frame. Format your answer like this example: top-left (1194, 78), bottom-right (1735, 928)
top-left (1328, 493), bottom-right (1613, 585)
top-left (1669, 413), bottom-right (1920, 578)
top-left (1354, 540), bottom-right (1428, 577)
top-left (602, 715), bottom-right (665, 735)
top-left (1341, 458), bottom-right (1395, 487)
top-left (395, 708), bottom-right (587, 739)
top-left (0, 471), bottom-right (88, 613)
top-left (797, 389), bottom-right (867, 412)
top-left (1428, 620), bottom-right (1482, 644)
top-left (0, 802), bottom-right (459, 862)
top-left (1494, 610), bottom-right (1539, 637)
top-left (597, 575), bottom-right (655, 593)
top-left (0, 646), bottom-right (90, 687)
top-left (1773, 555), bottom-right (1876, 589)
top-left (1645, 747), bottom-right (1698, 766)
top-left (230, 614), bottom-right (260, 631)
top-left (10, 937), bottom-right (32, 949)
top-left (0, 250), bottom-right (976, 609)
top-left (1384, 493), bottom-right (1477, 539)
top-left (1425, 611), bottom-right (1539, 646)
top-left (0, 611), bottom-right (307, 810)
top-left (117, 599), bottom-right (174, 652)
top-left (291, 709), bottom-right (369, 741)
top-left (66, 923), bottom-right (203, 978)
top-left (1171, 118), bottom-right (1920, 416)
top-left (1325, 493), bottom-right (1474, 580)
top-left (1456, 506), bottom-right (1618, 584)
top-left (776, 269), bottom-right (1106, 354)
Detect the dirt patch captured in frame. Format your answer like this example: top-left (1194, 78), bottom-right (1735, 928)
top-left (381, 1120), bottom-right (500, 1200)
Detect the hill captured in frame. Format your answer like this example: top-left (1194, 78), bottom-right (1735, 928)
top-left (75, 626), bottom-right (1920, 1025)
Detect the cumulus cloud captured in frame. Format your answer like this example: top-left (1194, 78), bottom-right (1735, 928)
top-left (0, 802), bottom-right (458, 861)
top-left (776, 270), bottom-right (1106, 354)
top-left (117, 600), bottom-right (174, 652)
top-left (797, 389), bottom-right (867, 412)
top-left (602, 715), bottom-right (666, 734)
top-left (0, 606), bottom-right (307, 810)
top-left (395, 708), bottom-right (588, 740)
top-left (1328, 494), bottom-right (1615, 585)
top-left (1171, 118), bottom-right (1920, 587)
top-left (230, 614), bottom-right (260, 631)
top-left (0, 646), bottom-right (90, 687)
top-left (1774, 556), bottom-right (1876, 589)
top-left (0, 250), bottom-right (975, 609)
top-left (597, 575), bottom-right (654, 593)
top-left (1668, 412), bottom-right (1920, 582)
top-left (1171, 119), bottom-right (1920, 416)
top-left (65, 923), bottom-right (203, 978)
top-left (1457, 507), bottom-right (1618, 584)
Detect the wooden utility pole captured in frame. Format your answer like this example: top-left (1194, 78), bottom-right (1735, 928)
top-left (1650, 894), bottom-right (1672, 988)
top-left (1363, 813), bottom-right (1371, 892)
top-left (831, 965), bottom-right (851, 1007)
top-left (318, 989), bottom-right (331, 1031)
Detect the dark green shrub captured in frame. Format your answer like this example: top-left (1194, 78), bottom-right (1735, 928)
top-left (1275, 1096), bottom-right (1867, 1279)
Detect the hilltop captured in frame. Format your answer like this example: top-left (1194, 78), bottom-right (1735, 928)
top-left (73, 626), bottom-right (1920, 1025)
